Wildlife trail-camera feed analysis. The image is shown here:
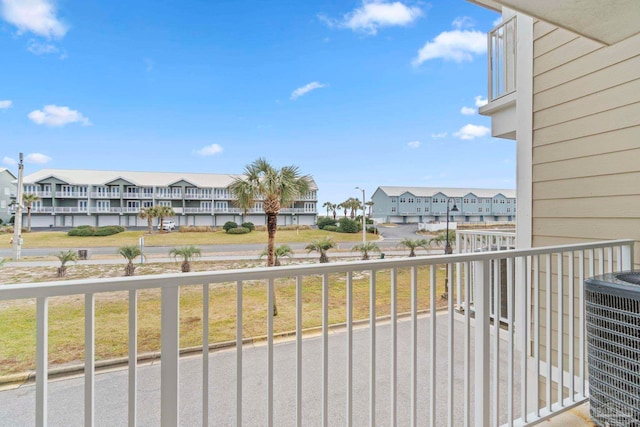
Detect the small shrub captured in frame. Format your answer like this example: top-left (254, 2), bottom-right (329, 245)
top-left (93, 226), bottom-right (125, 236)
top-left (226, 227), bottom-right (250, 234)
top-left (367, 226), bottom-right (378, 235)
top-left (68, 227), bottom-right (95, 236)
top-left (323, 225), bottom-right (338, 232)
top-left (317, 217), bottom-right (336, 229)
top-left (241, 222), bottom-right (255, 232)
top-left (223, 221), bottom-right (238, 232)
top-left (337, 217), bottom-right (359, 233)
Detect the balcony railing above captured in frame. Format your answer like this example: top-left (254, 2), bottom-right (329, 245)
top-left (488, 16), bottom-right (517, 101)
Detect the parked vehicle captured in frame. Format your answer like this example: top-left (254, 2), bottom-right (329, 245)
top-left (158, 220), bottom-right (176, 231)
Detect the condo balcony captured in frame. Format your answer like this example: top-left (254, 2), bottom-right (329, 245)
top-left (479, 15), bottom-right (517, 140)
top-left (0, 232), bottom-right (629, 425)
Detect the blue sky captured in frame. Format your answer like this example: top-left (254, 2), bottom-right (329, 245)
top-left (0, 0), bottom-right (514, 205)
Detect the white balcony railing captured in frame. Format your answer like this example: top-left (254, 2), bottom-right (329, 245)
top-left (0, 239), bottom-right (633, 425)
top-left (488, 16), bottom-right (517, 101)
top-left (90, 192), bottom-right (120, 199)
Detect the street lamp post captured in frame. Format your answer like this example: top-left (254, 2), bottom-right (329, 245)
top-left (444, 198), bottom-right (458, 298)
top-left (355, 187), bottom-right (366, 245)
top-left (444, 198), bottom-right (458, 255)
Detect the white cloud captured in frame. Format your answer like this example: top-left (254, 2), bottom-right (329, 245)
top-left (2, 156), bottom-right (16, 166)
top-left (323, 1), bottom-right (423, 35)
top-left (290, 81), bottom-right (327, 100)
top-left (195, 143), bottom-right (223, 156)
top-left (431, 132), bottom-right (447, 139)
top-left (412, 29), bottom-right (486, 65)
top-left (0, 100), bottom-right (12, 109)
top-left (28, 105), bottom-right (91, 127)
top-left (27, 39), bottom-right (58, 54)
top-left (460, 106), bottom-right (476, 115)
top-left (452, 16), bottom-right (475, 30)
top-left (454, 124), bottom-right (490, 140)
top-left (407, 140), bottom-right (420, 148)
top-left (492, 16), bottom-right (503, 27)
top-left (0, 0), bottom-right (68, 39)
top-left (474, 95), bottom-right (488, 107)
top-left (25, 152), bottom-right (51, 164)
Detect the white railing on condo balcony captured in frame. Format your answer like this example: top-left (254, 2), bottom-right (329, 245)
top-left (90, 192), bottom-right (120, 199)
top-left (0, 239), bottom-right (633, 426)
top-left (488, 16), bottom-right (517, 101)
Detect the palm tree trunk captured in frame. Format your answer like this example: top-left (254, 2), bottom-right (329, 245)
top-left (147, 217), bottom-right (153, 234)
top-left (266, 212), bottom-right (278, 316)
top-left (125, 262), bottom-right (136, 276)
top-left (27, 208), bottom-right (32, 232)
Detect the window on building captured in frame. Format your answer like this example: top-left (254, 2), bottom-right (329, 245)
top-left (78, 200), bottom-right (88, 212)
top-left (201, 201), bottom-right (212, 210)
top-left (158, 201), bottom-right (171, 207)
top-left (400, 198), bottom-right (405, 203)
top-left (3, 188), bottom-right (8, 196)
top-left (417, 208), bottom-right (421, 213)
top-left (391, 198), bottom-right (397, 203)
top-left (507, 208), bottom-right (511, 212)
top-left (96, 200), bottom-right (110, 211)
top-left (215, 201), bottom-right (228, 211)
top-left (408, 198), bottom-right (414, 203)
top-left (142, 201), bottom-right (153, 208)
top-left (304, 202), bottom-right (315, 212)
top-left (391, 207), bottom-right (396, 213)
top-left (1, 201), bottom-right (6, 209)
top-left (425, 207), bottom-right (429, 212)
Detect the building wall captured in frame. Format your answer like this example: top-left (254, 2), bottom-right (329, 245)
top-left (371, 187), bottom-right (516, 223)
top-left (531, 23), bottom-right (640, 265)
top-left (0, 170), bottom-right (16, 223)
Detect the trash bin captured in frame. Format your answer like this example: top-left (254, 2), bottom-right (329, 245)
top-left (78, 249), bottom-right (88, 260)
top-left (380, 253), bottom-right (385, 259)
top-left (585, 271), bottom-right (640, 425)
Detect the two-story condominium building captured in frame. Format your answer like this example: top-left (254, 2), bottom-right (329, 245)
top-left (0, 168), bottom-right (17, 224)
top-left (18, 169), bottom-right (318, 228)
top-left (370, 186), bottom-right (516, 223)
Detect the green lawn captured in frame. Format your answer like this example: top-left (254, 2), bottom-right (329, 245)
top-left (14, 228), bottom-right (374, 249)
top-left (0, 264), bottom-right (452, 376)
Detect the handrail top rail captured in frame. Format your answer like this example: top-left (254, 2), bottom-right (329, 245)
top-left (0, 239), bottom-right (634, 301)
top-left (457, 230), bottom-right (515, 236)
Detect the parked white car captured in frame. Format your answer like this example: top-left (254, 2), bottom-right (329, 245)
top-left (158, 220), bottom-right (176, 231)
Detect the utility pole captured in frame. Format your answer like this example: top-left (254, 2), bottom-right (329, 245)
top-left (12, 153), bottom-right (24, 260)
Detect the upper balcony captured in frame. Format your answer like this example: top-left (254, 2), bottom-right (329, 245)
top-left (0, 236), bottom-right (631, 425)
top-left (479, 15), bottom-right (517, 140)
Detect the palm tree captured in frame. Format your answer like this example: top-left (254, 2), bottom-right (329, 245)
top-left (397, 238), bottom-right (430, 257)
top-left (352, 242), bottom-right (381, 260)
top-left (155, 205), bottom-right (175, 232)
top-left (342, 197), bottom-right (361, 219)
top-left (138, 206), bottom-right (159, 234)
top-left (322, 201), bottom-right (333, 217)
top-left (22, 193), bottom-right (40, 232)
top-left (305, 237), bottom-right (335, 263)
top-left (118, 245), bottom-right (143, 276)
top-left (339, 203), bottom-right (347, 218)
top-left (260, 244), bottom-right (293, 266)
top-left (230, 158), bottom-right (312, 316)
top-left (429, 230), bottom-right (457, 252)
top-left (331, 203), bottom-right (338, 220)
top-left (169, 245), bottom-right (201, 272)
top-left (54, 249), bottom-right (78, 277)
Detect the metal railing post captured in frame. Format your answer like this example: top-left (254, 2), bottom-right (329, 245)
top-left (474, 259), bottom-right (491, 426)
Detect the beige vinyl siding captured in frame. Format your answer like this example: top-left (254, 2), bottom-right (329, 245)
top-left (530, 21), bottom-right (640, 263)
